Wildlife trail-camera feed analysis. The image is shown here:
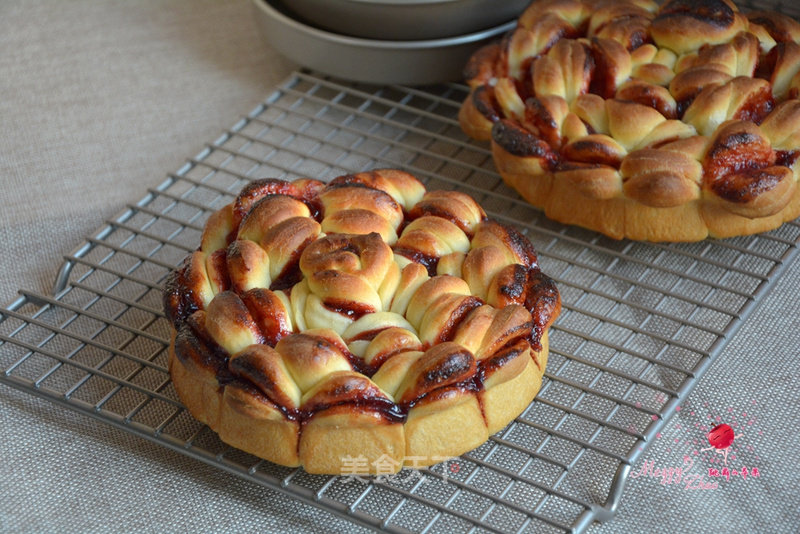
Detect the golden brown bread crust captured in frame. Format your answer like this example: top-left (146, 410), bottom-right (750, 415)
top-left (164, 169), bottom-right (560, 475)
top-left (459, 0), bottom-right (800, 241)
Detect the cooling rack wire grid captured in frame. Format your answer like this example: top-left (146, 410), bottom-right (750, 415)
top-left (1, 70), bottom-right (799, 533)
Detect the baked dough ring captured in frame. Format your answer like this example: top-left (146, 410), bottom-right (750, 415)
top-left (459, 0), bottom-right (800, 241)
top-left (164, 169), bottom-right (560, 475)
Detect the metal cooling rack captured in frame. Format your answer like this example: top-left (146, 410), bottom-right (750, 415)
top-left (2, 71), bottom-right (799, 533)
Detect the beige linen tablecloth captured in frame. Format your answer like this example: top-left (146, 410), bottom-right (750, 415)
top-left (2, 1), bottom-right (799, 532)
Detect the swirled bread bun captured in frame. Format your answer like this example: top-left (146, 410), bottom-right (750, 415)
top-left (164, 169), bottom-right (560, 474)
top-left (459, 0), bottom-right (800, 241)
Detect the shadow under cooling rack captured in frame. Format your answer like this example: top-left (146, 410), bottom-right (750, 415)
top-left (1, 71), bottom-right (799, 534)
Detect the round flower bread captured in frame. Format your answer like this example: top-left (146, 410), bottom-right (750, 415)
top-left (459, 0), bottom-right (800, 241)
top-left (163, 169), bottom-right (560, 475)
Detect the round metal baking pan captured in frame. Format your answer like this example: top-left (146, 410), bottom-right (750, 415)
top-left (279, 0), bottom-right (530, 41)
top-left (251, 0), bottom-right (515, 86)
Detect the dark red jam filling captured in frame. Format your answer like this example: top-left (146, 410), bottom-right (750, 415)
top-left (525, 270), bottom-right (561, 350)
top-left (776, 150), bottom-right (799, 167)
top-left (239, 289), bottom-right (293, 347)
top-left (476, 340), bottom-right (529, 384)
top-left (491, 119), bottom-right (559, 167)
top-left (434, 297), bottom-right (484, 346)
top-left (399, 379), bottom-right (485, 425)
top-left (163, 265), bottom-right (197, 325)
top-left (472, 85), bottom-right (502, 123)
top-left (298, 394), bottom-right (406, 425)
top-left (733, 87), bottom-right (775, 125)
top-left (269, 256), bottom-right (304, 292)
top-left (323, 299), bottom-right (375, 320)
top-left (392, 248), bottom-right (440, 277)
top-left (711, 167), bottom-right (785, 203)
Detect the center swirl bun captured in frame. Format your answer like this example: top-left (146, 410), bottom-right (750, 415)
top-left (164, 169), bottom-right (560, 474)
